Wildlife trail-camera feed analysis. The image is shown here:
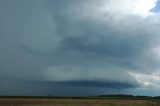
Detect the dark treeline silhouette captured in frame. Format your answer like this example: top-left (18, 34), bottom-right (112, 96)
top-left (97, 94), bottom-right (152, 100)
top-left (0, 94), bottom-right (160, 100)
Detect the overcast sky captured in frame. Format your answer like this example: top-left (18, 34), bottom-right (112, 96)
top-left (1, 0), bottom-right (160, 96)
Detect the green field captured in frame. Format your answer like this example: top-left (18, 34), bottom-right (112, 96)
top-left (0, 98), bottom-right (160, 106)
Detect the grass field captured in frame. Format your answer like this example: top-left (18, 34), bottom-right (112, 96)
top-left (0, 98), bottom-right (160, 106)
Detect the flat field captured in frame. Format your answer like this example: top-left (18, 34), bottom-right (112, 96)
top-left (0, 98), bottom-right (159, 106)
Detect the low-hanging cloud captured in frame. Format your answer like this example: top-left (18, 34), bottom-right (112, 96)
top-left (1, 0), bottom-right (160, 96)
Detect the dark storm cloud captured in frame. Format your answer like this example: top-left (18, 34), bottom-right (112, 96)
top-left (49, 80), bottom-right (138, 89)
top-left (0, 0), bottom-right (160, 96)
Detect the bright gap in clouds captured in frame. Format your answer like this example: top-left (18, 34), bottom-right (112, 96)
top-left (103, 0), bottom-right (158, 17)
top-left (151, 0), bottom-right (160, 12)
top-left (129, 72), bottom-right (160, 88)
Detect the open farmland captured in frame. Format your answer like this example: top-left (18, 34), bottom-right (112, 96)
top-left (0, 98), bottom-right (159, 106)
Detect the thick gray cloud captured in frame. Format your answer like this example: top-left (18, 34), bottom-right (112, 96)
top-left (0, 0), bottom-right (160, 96)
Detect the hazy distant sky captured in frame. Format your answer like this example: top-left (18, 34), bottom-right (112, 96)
top-left (1, 0), bottom-right (160, 96)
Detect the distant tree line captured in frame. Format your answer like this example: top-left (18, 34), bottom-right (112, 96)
top-left (0, 94), bottom-right (160, 100)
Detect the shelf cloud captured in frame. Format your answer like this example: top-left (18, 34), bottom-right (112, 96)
top-left (0, 0), bottom-right (160, 96)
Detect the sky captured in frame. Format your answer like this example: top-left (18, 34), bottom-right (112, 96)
top-left (1, 0), bottom-right (160, 96)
